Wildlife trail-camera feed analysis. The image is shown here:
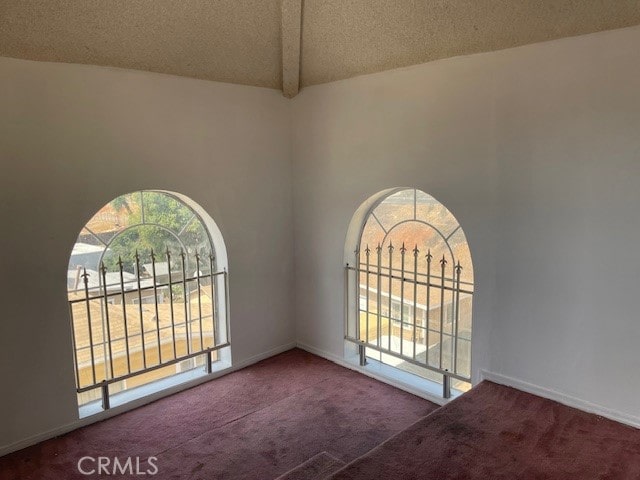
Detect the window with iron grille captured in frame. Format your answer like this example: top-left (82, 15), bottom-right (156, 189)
top-left (345, 188), bottom-right (473, 397)
top-left (67, 191), bottom-right (230, 412)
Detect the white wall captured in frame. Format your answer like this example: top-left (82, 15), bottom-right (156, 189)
top-left (291, 26), bottom-right (640, 422)
top-left (2, 23), bottom-right (640, 454)
top-left (0, 57), bottom-right (294, 450)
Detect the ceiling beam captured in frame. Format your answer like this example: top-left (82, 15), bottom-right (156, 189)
top-left (281, 0), bottom-right (303, 98)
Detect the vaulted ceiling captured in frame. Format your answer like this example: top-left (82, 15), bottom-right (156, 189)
top-left (2, 1), bottom-right (640, 97)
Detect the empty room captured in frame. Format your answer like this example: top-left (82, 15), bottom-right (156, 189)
top-left (1, 1), bottom-right (639, 479)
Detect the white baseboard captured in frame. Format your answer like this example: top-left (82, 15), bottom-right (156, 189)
top-left (232, 341), bottom-right (297, 370)
top-left (2, 374), bottom-right (227, 458)
top-left (295, 341), bottom-right (449, 406)
top-left (294, 341), bottom-right (344, 365)
top-left (0, 341), bottom-right (297, 458)
top-left (481, 370), bottom-right (640, 430)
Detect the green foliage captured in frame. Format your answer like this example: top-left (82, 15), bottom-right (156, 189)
top-left (102, 192), bottom-right (212, 274)
top-left (111, 194), bottom-right (134, 214)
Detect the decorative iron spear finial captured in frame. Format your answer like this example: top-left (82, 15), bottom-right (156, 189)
top-left (455, 260), bottom-right (463, 274)
top-left (150, 248), bottom-right (156, 262)
top-left (413, 244), bottom-right (419, 257)
top-left (388, 241), bottom-right (394, 253)
top-left (400, 242), bottom-right (407, 254)
top-left (376, 242), bottom-right (382, 254)
top-left (440, 255), bottom-right (447, 267)
top-left (426, 249), bottom-right (433, 263)
top-left (100, 261), bottom-right (107, 275)
top-left (117, 255), bottom-right (124, 269)
top-left (365, 244), bottom-right (370, 256)
top-left (134, 250), bottom-right (141, 278)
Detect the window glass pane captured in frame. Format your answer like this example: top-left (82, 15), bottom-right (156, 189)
top-left (447, 227), bottom-right (474, 284)
top-left (415, 190), bottom-right (459, 239)
top-left (142, 191), bottom-right (193, 233)
top-left (102, 224), bottom-right (182, 274)
top-left (457, 296), bottom-right (473, 341)
top-left (360, 217), bottom-right (386, 253)
top-left (90, 192), bottom-right (139, 232)
top-left (78, 227), bottom-right (105, 246)
top-left (382, 222), bottom-right (452, 265)
top-left (69, 234), bottom-right (104, 274)
top-left (179, 216), bottom-right (212, 272)
top-left (68, 191), bottom-right (222, 411)
top-left (372, 189), bottom-right (415, 231)
top-left (356, 188), bottom-right (473, 388)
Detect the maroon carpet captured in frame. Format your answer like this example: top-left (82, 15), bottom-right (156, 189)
top-left (0, 349), bottom-right (437, 479)
top-left (328, 381), bottom-right (640, 480)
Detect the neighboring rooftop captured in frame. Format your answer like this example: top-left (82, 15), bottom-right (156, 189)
top-left (71, 242), bottom-right (104, 256)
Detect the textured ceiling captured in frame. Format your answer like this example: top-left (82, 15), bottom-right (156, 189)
top-left (300, 0), bottom-right (640, 87)
top-left (0, 0), bottom-right (283, 89)
top-left (1, 1), bottom-right (640, 95)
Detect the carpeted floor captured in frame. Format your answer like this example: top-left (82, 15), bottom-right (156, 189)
top-left (4, 351), bottom-right (639, 480)
top-left (275, 451), bottom-right (344, 480)
top-left (328, 381), bottom-right (640, 480)
top-left (0, 348), bottom-right (437, 480)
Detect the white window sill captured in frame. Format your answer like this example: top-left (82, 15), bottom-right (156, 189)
top-left (343, 351), bottom-right (464, 406)
top-left (79, 357), bottom-right (232, 419)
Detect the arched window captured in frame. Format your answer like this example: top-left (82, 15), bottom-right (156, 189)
top-left (67, 191), bottom-right (230, 413)
top-left (345, 188), bottom-right (473, 397)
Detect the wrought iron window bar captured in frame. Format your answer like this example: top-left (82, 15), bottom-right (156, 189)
top-left (345, 243), bottom-right (473, 399)
top-left (68, 248), bottom-right (230, 410)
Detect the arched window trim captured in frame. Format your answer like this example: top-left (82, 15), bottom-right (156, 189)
top-left (345, 187), bottom-right (474, 400)
top-left (99, 224), bottom-right (186, 266)
top-left (67, 190), bottom-right (231, 416)
top-left (380, 220), bottom-right (456, 264)
top-left (80, 190), bottom-right (218, 273)
top-left (354, 186), bottom-right (407, 257)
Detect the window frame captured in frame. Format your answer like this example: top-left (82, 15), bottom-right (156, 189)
top-left (67, 190), bottom-right (231, 415)
top-left (345, 187), bottom-right (474, 399)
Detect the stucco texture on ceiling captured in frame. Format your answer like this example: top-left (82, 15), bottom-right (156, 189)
top-left (0, 0), bottom-right (283, 88)
top-left (1, 0), bottom-right (639, 93)
top-left (300, 0), bottom-right (640, 87)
